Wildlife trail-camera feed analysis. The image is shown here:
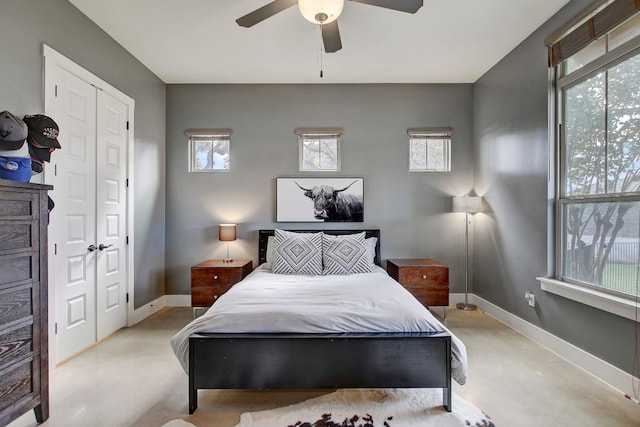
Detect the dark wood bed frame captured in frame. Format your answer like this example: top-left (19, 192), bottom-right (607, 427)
top-left (188, 229), bottom-right (452, 414)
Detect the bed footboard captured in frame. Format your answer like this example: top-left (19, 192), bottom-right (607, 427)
top-left (188, 332), bottom-right (452, 414)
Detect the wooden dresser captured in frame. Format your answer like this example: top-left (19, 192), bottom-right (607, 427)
top-left (191, 259), bottom-right (252, 310)
top-left (387, 259), bottom-right (449, 307)
top-left (0, 179), bottom-right (51, 425)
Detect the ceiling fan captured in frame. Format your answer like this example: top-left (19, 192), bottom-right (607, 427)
top-left (236, 0), bottom-right (424, 53)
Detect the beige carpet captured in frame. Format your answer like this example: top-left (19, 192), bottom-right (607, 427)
top-left (233, 388), bottom-right (495, 427)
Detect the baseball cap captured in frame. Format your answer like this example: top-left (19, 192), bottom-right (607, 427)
top-left (23, 114), bottom-right (61, 149)
top-left (0, 155), bottom-right (32, 182)
top-left (0, 111), bottom-right (28, 150)
top-left (0, 143), bottom-right (29, 158)
top-left (23, 114), bottom-right (61, 163)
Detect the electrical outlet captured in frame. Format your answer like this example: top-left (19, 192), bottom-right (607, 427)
top-left (525, 290), bottom-right (536, 307)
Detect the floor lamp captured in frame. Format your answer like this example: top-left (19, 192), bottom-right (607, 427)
top-left (452, 195), bottom-right (483, 311)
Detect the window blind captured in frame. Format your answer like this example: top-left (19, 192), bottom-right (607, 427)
top-left (547, 0), bottom-right (640, 67)
top-left (185, 129), bottom-right (232, 139)
top-left (407, 127), bottom-right (454, 138)
top-left (295, 128), bottom-right (343, 137)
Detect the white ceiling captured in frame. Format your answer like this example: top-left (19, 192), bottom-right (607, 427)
top-left (68, 0), bottom-right (570, 84)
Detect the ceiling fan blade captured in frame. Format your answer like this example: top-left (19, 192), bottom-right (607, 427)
top-left (322, 21), bottom-right (342, 53)
top-left (236, 0), bottom-right (298, 27)
top-left (348, 0), bottom-right (423, 14)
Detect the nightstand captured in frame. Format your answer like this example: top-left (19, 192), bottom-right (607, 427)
top-left (387, 259), bottom-right (449, 308)
top-left (191, 259), bottom-right (252, 315)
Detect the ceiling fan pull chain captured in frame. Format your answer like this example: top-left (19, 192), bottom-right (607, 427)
top-left (318, 24), bottom-right (324, 78)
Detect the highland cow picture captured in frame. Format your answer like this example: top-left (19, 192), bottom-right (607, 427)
top-left (277, 177), bottom-right (364, 222)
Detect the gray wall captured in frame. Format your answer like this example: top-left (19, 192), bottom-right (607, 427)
top-left (473, 0), bottom-right (637, 375)
top-left (0, 0), bottom-right (167, 308)
top-left (165, 84), bottom-right (474, 295)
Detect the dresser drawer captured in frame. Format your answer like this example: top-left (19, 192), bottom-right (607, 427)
top-left (191, 283), bottom-right (234, 307)
top-left (0, 323), bottom-right (33, 369)
top-left (397, 267), bottom-right (448, 287)
top-left (0, 285), bottom-right (33, 325)
top-left (0, 357), bottom-right (34, 413)
top-left (0, 253), bottom-right (36, 287)
top-left (0, 222), bottom-right (36, 254)
top-left (191, 268), bottom-right (244, 287)
top-left (404, 286), bottom-right (449, 307)
top-left (0, 191), bottom-right (37, 219)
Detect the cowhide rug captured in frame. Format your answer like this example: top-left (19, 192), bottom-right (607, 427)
top-left (234, 388), bottom-right (495, 427)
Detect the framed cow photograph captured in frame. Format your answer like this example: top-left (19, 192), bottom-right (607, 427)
top-left (276, 177), bottom-right (364, 222)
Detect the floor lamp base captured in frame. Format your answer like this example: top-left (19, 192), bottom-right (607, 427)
top-left (456, 302), bottom-right (477, 311)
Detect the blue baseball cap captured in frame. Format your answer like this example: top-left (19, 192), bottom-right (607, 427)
top-left (0, 155), bottom-right (32, 182)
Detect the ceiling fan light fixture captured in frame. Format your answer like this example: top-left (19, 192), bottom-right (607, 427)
top-left (298, 0), bottom-right (344, 24)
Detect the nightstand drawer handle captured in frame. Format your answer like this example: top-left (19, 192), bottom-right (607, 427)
top-left (422, 274), bottom-right (427, 279)
top-left (213, 275), bottom-right (219, 280)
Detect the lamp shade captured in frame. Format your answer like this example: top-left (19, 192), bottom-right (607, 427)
top-left (219, 224), bottom-right (236, 241)
top-left (452, 196), bottom-right (483, 214)
top-left (298, 0), bottom-right (344, 24)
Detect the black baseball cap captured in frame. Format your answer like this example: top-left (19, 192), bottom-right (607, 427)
top-left (23, 115), bottom-right (61, 163)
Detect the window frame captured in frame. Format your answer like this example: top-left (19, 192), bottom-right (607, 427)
top-left (545, 2), bottom-right (640, 319)
top-left (407, 128), bottom-right (453, 172)
top-left (186, 129), bottom-right (232, 172)
top-left (295, 128), bottom-right (342, 172)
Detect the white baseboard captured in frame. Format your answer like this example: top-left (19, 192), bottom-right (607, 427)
top-left (460, 292), bottom-right (640, 402)
top-left (166, 294), bottom-right (191, 307)
top-left (129, 295), bottom-right (168, 325)
top-left (130, 295), bottom-right (192, 325)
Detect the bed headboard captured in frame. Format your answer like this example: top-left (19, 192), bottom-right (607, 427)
top-left (258, 229), bottom-right (381, 266)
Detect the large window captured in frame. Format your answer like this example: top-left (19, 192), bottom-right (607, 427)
top-left (553, 2), bottom-right (640, 299)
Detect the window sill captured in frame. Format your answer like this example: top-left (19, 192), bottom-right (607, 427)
top-left (537, 277), bottom-right (639, 322)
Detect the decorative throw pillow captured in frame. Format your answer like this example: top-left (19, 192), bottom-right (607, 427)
top-left (272, 229), bottom-right (323, 275)
top-left (322, 232), bottom-right (373, 275)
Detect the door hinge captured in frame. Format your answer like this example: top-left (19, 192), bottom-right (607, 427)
top-left (126, 235), bottom-right (129, 245)
top-left (126, 121), bottom-right (130, 130)
top-left (126, 178), bottom-right (129, 188)
top-left (54, 243), bottom-right (57, 255)
top-left (55, 85), bottom-right (58, 97)
top-left (126, 293), bottom-right (129, 303)
top-left (55, 322), bottom-right (58, 335)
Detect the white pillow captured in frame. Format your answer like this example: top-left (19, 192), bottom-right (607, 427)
top-left (272, 229), bottom-right (323, 275)
top-left (322, 232), bottom-right (373, 275)
top-left (366, 236), bottom-right (378, 266)
top-left (265, 235), bottom-right (275, 266)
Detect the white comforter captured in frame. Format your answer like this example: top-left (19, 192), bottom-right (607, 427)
top-left (171, 264), bottom-right (467, 384)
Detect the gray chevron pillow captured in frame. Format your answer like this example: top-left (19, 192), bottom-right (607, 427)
top-left (322, 232), bottom-right (373, 275)
top-left (272, 229), bottom-right (323, 275)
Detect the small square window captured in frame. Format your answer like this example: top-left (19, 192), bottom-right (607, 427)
top-left (408, 128), bottom-right (452, 172)
top-left (296, 128), bottom-right (342, 172)
top-left (186, 129), bottom-right (231, 172)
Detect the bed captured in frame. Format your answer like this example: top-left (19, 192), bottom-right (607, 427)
top-left (171, 229), bottom-right (467, 414)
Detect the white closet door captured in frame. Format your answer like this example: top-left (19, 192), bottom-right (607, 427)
top-left (45, 47), bottom-right (133, 365)
top-left (96, 90), bottom-right (128, 340)
top-left (48, 66), bottom-right (98, 362)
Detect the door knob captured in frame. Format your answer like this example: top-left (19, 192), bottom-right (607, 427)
top-left (87, 244), bottom-right (97, 252)
top-left (98, 244), bottom-right (114, 251)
